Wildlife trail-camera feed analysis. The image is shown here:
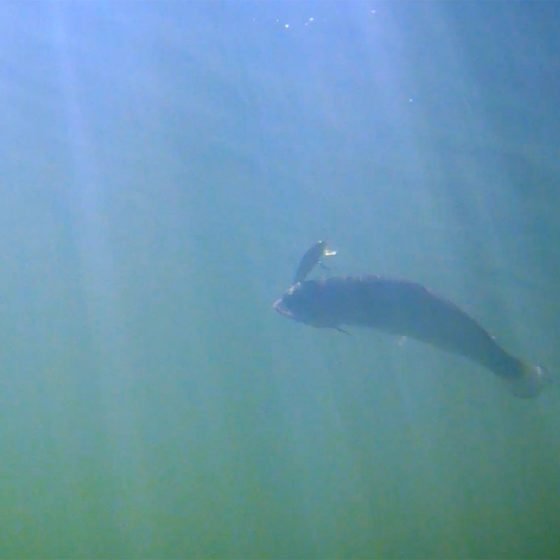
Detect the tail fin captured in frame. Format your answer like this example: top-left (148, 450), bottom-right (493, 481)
top-left (508, 363), bottom-right (549, 398)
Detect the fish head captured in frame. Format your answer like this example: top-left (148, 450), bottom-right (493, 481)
top-left (273, 281), bottom-right (338, 328)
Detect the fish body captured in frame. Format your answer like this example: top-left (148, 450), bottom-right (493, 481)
top-left (273, 275), bottom-right (547, 398)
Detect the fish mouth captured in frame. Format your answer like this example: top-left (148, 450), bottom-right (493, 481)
top-left (273, 298), bottom-right (293, 319)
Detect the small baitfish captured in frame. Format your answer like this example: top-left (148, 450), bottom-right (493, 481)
top-left (274, 248), bottom-right (549, 398)
top-left (292, 240), bottom-right (337, 284)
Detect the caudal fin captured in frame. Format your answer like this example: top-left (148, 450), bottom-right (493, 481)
top-left (508, 363), bottom-right (549, 398)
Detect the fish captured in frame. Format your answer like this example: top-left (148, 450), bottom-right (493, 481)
top-left (273, 275), bottom-right (548, 398)
top-left (292, 240), bottom-right (337, 284)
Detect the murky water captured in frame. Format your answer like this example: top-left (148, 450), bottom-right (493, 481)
top-left (0, 2), bottom-right (558, 558)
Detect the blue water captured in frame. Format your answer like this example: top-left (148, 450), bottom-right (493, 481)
top-left (1, 2), bottom-right (559, 558)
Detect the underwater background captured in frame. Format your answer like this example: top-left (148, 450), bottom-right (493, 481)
top-left (1, 1), bottom-right (559, 558)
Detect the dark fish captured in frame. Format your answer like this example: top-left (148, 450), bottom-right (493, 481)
top-left (293, 240), bottom-right (336, 284)
top-left (273, 275), bottom-right (548, 398)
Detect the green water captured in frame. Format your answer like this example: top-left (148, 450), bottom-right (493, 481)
top-left (1, 2), bottom-right (559, 558)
